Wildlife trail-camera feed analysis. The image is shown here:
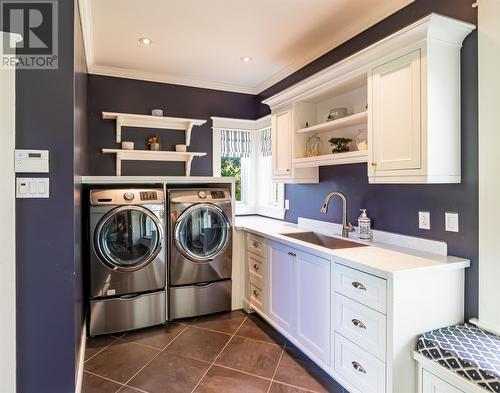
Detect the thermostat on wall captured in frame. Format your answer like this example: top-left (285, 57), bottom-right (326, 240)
top-left (15, 149), bottom-right (49, 173)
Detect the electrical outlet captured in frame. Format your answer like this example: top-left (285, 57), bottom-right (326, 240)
top-left (445, 212), bottom-right (459, 232)
top-left (284, 199), bottom-right (290, 210)
top-left (419, 211), bottom-right (430, 230)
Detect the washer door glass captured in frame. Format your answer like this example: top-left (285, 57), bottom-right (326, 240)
top-left (96, 206), bottom-right (162, 271)
top-left (175, 203), bottom-right (230, 262)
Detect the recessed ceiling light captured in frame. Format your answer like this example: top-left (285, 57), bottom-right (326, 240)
top-left (139, 37), bottom-right (152, 45)
top-left (240, 56), bottom-right (252, 62)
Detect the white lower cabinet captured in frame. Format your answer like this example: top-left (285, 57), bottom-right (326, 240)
top-left (422, 370), bottom-right (463, 393)
top-left (269, 241), bottom-right (330, 365)
top-left (246, 233), bottom-right (466, 393)
top-left (294, 249), bottom-right (331, 365)
top-left (269, 241), bottom-right (294, 331)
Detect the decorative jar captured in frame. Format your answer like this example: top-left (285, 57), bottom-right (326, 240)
top-left (306, 134), bottom-right (322, 157)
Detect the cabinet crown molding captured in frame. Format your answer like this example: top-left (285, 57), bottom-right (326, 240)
top-left (262, 13), bottom-right (475, 110)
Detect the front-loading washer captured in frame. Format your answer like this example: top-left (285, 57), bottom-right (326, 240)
top-left (168, 188), bottom-right (232, 320)
top-left (88, 188), bottom-right (166, 336)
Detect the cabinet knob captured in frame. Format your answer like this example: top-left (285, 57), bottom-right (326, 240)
top-left (287, 251), bottom-right (296, 257)
top-left (352, 319), bottom-right (367, 329)
top-left (253, 289), bottom-right (259, 297)
top-left (351, 281), bottom-right (367, 291)
top-left (253, 264), bottom-right (260, 271)
top-left (286, 168), bottom-right (291, 172)
top-left (253, 241), bottom-right (260, 247)
top-left (352, 361), bottom-right (366, 374)
top-left (371, 162), bottom-right (377, 166)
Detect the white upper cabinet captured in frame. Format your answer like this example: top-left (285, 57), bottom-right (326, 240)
top-left (272, 108), bottom-right (293, 177)
top-left (370, 49), bottom-right (422, 173)
top-left (263, 14), bottom-right (475, 184)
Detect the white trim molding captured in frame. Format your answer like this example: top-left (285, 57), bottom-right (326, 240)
top-left (77, 0), bottom-right (416, 94)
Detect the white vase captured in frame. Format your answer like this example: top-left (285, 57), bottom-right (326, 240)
top-left (150, 143), bottom-right (160, 151)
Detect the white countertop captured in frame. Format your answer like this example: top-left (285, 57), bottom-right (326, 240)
top-left (81, 176), bottom-right (237, 184)
top-left (235, 215), bottom-right (470, 278)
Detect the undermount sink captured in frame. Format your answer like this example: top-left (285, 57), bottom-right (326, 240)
top-left (280, 231), bottom-right (368, 250)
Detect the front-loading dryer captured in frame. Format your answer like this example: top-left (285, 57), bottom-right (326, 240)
top-left (88, 188), bottom-right (166, 336)
top-left (168, 188), bottom-right (232, 320)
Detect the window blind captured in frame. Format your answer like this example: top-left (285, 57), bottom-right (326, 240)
top-left (260, 127), bottom-right (272, 157)
top-left (221, 129), bottom-right (251, 158)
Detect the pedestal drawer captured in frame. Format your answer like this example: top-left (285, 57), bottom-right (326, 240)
top-left (334, 293), bottom-right (386, 361)
top-left (334, 333), bottom-right (386, 393)
top-left (247, 234), bottom-right (266, 258)
top-left (248, 252), bottom-right (264, 289)
top-left (250, 283), bottom-right (263, 311)
top-left (334, 263), bottom-right (387, 314)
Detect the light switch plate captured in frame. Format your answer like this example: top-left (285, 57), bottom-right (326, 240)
top-left (445, 212), bottom-right (459, 232)
top-left (419, 211), bottom-right (430, 230)
top-left (16, 178), bottom-right (49, 198)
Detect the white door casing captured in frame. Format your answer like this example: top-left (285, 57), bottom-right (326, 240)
top-left (0, 31), bottom-right (20, 393)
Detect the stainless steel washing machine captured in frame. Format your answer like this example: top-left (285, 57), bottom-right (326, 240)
top-left (168, 188), bottom-right (232, 320)
top-left (89, 188), bottom-right (166, 336)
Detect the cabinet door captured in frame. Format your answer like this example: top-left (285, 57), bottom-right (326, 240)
top-left (269, 242), bottom-right (294, 332)
top-left (272, 109), bottom-right (293, 176)
top-left (295, 250), bottom-right (331, 364)
top-left (422, 370), bottom-right (463, 393)
top-left (370, 49), bottom-right (422, 173)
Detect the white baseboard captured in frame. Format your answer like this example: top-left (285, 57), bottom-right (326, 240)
top-left (75, 323), bottom-right (87, 393)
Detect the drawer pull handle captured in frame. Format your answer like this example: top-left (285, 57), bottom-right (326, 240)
top-left (253, 263), bottom-right (260, 271)
top-left (253, 241), bottom-right (260, 247)
top-left (351, 281), bottom-right (367, 291)
top-left (287, 252), bottom-right (296, 257)
top-left (253, 289), bottom-right (259, 297)
top-left (352, 361), bottom-right (366, 374)
top-left (352, 319), bottom-right (367, 329)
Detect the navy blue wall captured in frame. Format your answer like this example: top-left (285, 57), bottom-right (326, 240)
top-left (257, 0), bottom-right (478, 319)
top-left (15, 0), bottom-right (87, 391)
top-left (87, 75), bottom-right (261, 176)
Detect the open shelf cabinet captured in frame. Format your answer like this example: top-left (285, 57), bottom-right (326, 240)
top-left (102, 149), bottom-right (207, 176)
top-left (296, 111), bottom-right (367, 134)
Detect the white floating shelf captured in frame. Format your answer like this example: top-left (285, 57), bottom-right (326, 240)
top-left (294, 150), bottom-right (368, 168)
top-left (102, 149), bottom-right (207, 176)
top-left (296, 111), bottom-right (367, 134)
top-left (102, 112), bottom-right (207, 145)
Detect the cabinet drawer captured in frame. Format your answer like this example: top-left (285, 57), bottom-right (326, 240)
top-left (247, 234), bottom-right (266, 258)
top-left (333, 264), bottom-right (387, 314)
top-left (334, 333), bottom-right (385, 393)
top-left (248, 253), bottom-right (263, 288)
top-left (249, 283), bottom-right (263, 311)
top-left (334, 293), bottom-right (386, 361)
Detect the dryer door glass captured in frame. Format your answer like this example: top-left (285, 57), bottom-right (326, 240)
top-left (175, 203), bottom-right (230, 262)
top-left (96, 206), bottom-right (162, 271)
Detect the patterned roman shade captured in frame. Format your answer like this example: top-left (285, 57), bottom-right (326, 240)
top-left (260, 127), bottom-right (272, 157)
top-left (221, 129), bottom-right (251, 158)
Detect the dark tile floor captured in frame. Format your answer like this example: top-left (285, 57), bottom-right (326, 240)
top-left (83, 310), bottom-right (347, 393)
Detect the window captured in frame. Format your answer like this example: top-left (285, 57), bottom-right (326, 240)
top-left (212, 116), bottom-right (285, 219)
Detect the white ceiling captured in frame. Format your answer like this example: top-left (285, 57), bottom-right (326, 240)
top-left (80, 0), bottom-right (414, 94)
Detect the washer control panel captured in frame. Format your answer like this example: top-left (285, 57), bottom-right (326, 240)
top-left (91, 189), bottom-right (164, 205)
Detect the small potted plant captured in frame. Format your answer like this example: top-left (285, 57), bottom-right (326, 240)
top-left (328, 137), bottom-right (352, 153)
top-left (147, 135), bottom-right (160, 151)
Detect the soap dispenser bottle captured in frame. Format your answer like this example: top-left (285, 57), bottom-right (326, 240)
top-left (358, 209), bottom-right (372, 240)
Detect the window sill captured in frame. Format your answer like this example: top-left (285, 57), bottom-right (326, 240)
top-left (235, 203), bottom-right (286, 220)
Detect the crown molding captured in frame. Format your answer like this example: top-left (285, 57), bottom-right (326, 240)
top-left (89, 64), bottom-right (257, 94)
top-left (78, 0), bottom-right (418, 96)
top-left (77, 0), bottom-right (94, 73)
top-left (211, 115), bottom-right (271, 131)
